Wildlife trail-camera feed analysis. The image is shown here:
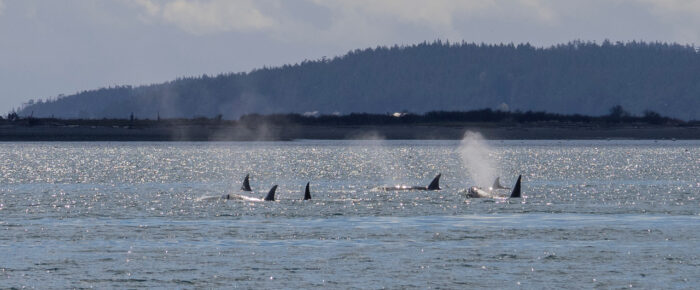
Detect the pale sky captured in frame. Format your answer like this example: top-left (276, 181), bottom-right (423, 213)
top-left (1, 0), bottom-right (699, 114)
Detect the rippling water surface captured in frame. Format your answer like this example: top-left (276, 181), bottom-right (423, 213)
top-left (1, 140), bottom-right (699, 288)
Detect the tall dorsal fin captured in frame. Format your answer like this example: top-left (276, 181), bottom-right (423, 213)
top-left (264, 185), bottom-right (277, 201)
top-left (241, 174), bottom-right (251, 191)
top-left (510, 175), bottom-right (522, 198)
top-left (427, 173), bottom-right (441, 190)
top-left (304, 182), bottom-right (311, 200)
top-left (492, 177), bottom-right (510, 190)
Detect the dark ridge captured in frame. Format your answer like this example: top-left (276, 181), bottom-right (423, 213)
top-left (15, 40), bottom-right (700, 120)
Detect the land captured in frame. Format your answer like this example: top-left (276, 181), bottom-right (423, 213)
top-left (18, 41), bottom-right (700, 121)
top-left (3, 110), bottom-right (699, 141)
top-left (2, 122), bottom-right (700, 141)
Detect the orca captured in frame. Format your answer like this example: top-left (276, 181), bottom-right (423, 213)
top-left (466, 186), bottom-right (499, 198)
top-left (304, 182), bottom-right (311, 200)
top-left (510, 175), bottom-right (521, 198)
top-left (241, 174), bottom-right (252, 191)
top-left (466, 175), bottom-right (522, 198)
top-left (377, 174), bottom-right (441, 191)
top-left (217, 174), bottom-right (252, 199)
top-left (492, 177), bottom-right (510, 190)
top-left (221, 185), bottom-right (278, 201)
top-left (264, 185), bottom-right (278, 201)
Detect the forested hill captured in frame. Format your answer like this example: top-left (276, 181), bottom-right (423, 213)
top-left (17, 41), bottom-right (700, 120)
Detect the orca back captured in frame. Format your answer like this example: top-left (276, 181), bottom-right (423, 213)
top-left (264, 185), bottom-right (277, 201)
top-left (304, 182), bottom-right (311, 200)
top-left (427, 173), bottom-right (441, 190)
top-left (510, 175), bottom-right (522, 198)
top-left (241, 174), bottom-right (252, 191)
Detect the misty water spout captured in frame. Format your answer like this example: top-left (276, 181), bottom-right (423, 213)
top-left (458, 131), bottom-right (498, 188)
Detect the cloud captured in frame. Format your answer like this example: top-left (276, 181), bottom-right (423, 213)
top-left (0, 0), bottom-right (5, 15)
top-left (635, 0), bottom-right (700, 43)
top-left (130, 0), bottom-right (275, 34)
top-left (131, 0), bottom-right (159, 15)
top-left (125, 0), bottom-right (562, 40)
top-left (517, 0), bottom-right (558, 23)
top-left (640, 0), bottom-right (700, 13)
top-left (310, 0), bottom-right (560, 30)
top-left (263, 0), bottom-right (564, 48)
top-left (311, 0), bottom-right (494, 30)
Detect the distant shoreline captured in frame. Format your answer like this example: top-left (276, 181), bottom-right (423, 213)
top-left (2, 123), bottom-right (700, 141)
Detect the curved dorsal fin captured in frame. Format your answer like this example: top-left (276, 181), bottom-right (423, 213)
top-left (241, 174), bottom-right (252, 191)
top-left (427, 173), bottom-right (441, 190)
top-left (264, 185), bottom-right (277, 201)
top-left (304, 182), bottom-right (311, 200)
top-left (492, 177), bottom-right (510, 189)
top-left (510, 175), bottom-right (522, 198)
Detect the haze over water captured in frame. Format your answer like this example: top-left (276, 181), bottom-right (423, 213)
top-left (1, 140), bottom-right (699, 288)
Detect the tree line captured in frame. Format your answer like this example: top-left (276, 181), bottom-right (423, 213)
top-left (16, 40), bottom-right (700, 120)
top-left (3, 106), bottom-right (691, 127)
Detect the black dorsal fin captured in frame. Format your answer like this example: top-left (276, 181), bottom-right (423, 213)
top-left (264, 185), bottom-right (277, 201)
top-left (493, 177), bottom-right (508, 189)
top-left (241, 174), bottom-right (251, 191)
top-left (304, 182), bottom-right (311, 200)
top-left (510, 175), bottom-right (522, 198)
top-left (427, 173), bottom-right (441, 190)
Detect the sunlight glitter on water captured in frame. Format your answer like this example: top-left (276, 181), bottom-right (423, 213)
top-left (1, 140), bottom-right (699, 288)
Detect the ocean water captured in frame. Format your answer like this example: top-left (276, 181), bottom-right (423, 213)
top-left (1, 140), bottom-right (699, 288)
